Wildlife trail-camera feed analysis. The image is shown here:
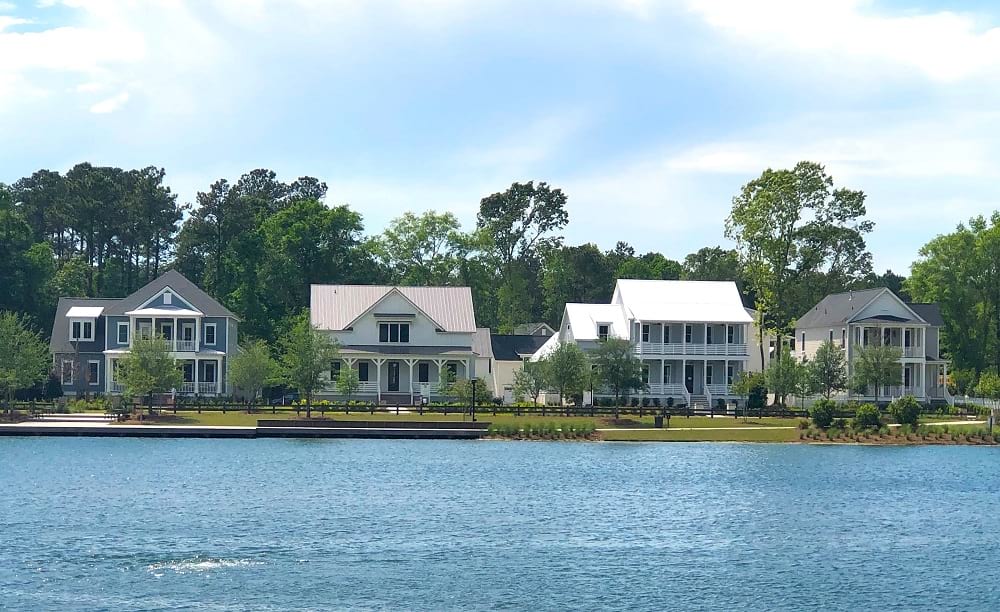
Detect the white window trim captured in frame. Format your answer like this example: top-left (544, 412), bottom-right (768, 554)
top-left (163, 292), bottom-right (172, 305)
top-left (61, 359), bottom-right (74, 385)
top-left (378, 322), bottom-right (410, 344)
top-left (87, 360), bottom-right (100, 386)
top-left (706, 364), bottom-right (714, 385)
top-left (117, 321), bottom-right (129, 345)
top-left (727, 364), bottom-right (735, 385)
top-left (203, 361), bottom-right (217, 383)
top-left (69, 318), bottom-right (95, 342)
top-left (663, 364), bottom-right (671, 382)
top-left (204, 323), bottom-right (217, 346)
top-left (597, 323), bottom-right (610, 341)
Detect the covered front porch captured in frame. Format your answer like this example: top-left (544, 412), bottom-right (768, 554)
top-left (595, 358), bottom-right (748, 406)
top-left (322, 353), bottom-right (475, 404)
top-left (106, 353), bottom-right (225, 395)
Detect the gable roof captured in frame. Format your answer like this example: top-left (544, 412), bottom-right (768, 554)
top-left (103, 270), bottom-right (237, 318)
top-left (310, 285), bottom-right (477, 333)
top-left (50, 298), bottom-right (123, 353)
top-left (490, 334), bottom-right (551, 361)
top-left (613, 279), bottom-right (753, 323)
top-left (564, 303), bottom-right (629, 341)
top-left (512, 322), bottom-right (556, 336)
top-left (795, 288), bottom-right (941, 329)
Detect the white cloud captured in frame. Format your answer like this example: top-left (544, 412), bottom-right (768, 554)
top-left (0, 16), bottom-right (28, 30)
top-left (0, 2), bottom-right (17, 13)
top-left (89, 90), bottom-right (128, 113)
top-left (685, 0), bottom-right (1000, 82)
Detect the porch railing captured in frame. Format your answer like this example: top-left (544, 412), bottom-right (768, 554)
top-left (175, 340), bottom-right (196, 352)
top-left (636, 342), bottom-right (748, 356)
top-left (197, 382), bottom-right (217, 394)
top-left (706, 384), bottom-right (730, 395)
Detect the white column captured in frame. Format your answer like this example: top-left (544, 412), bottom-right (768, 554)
top-left (173, 317), bottom-right (178, 351)
top-left (128, 315), bottom-right (135, 348)
top-left (216, 358), bottom-right (221, 394)
top-left (724, 359), bottom-right (729, 393)
top-left (194, 358), bottom-right (199, 394)
top-left (195, 318), bottom-right (201, 352)
top-left (406, 359), bottom-right (416, 404)
top-left (373, 358), bottom-right (385, 402)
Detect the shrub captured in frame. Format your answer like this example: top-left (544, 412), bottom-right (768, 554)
top-left (666, 397), bottom-right (674, 408)
top-left (832, 418), bottom-right (848, 430)
top-left (810, 399), bottom-right (837, 429)
top-left (798, 419), bottom-right (811, 430)
top-left (641, 397), bottom-right (651, 408)
top-left (889, 395), bottom-right (921, 427)
top-left (652, 398), bottom-right (661, 407)
top-left (852, 403), bottom-right (882, 430)
top-left (747, 380), bottom-right (767, 410)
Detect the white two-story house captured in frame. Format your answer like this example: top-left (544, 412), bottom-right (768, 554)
top-left (50, 270), bottom-right (239, 397)
top-left (795, 287), bottom-right (950, 404)
top-left (310, 284), bottom-right (483, 403)
top-left (541, 279), bottom-right (760, 407)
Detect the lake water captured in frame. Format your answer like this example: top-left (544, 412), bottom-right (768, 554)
top-left (2, 439), bottom-right (999, 611)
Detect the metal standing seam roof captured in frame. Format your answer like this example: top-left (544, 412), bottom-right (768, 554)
top-left (613, 279), bottom-right (753, 323)
top-left (310, 285), bottom-right (478, 333)
top-left (564, 303), bottom-right (630, 341)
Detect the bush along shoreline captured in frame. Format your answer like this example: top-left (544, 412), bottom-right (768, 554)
top-left (487, 422), bottom-right (597, 441)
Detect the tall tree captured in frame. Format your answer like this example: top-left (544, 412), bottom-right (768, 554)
top-left (590, 337), bottom-right (644, 409)
top-left (725, 161), bottom-right (874, 363)
top-left (765, 346), bottom-right (803, 407)
top-left (543, 342), bottom-right (588, 405)
top-left (541, 244), bottom-right (614, 325)
top-left (278, 312), bottom-right (339, 418)
top-left (477, 181), bottom-right (568, 332)
top-left (228, 339), bottom-right (278, 411)
top-left (375, 211), bottom-right (472, 285)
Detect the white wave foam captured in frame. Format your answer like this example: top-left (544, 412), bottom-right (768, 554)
top-left (146, 557), bottom-right (263, 573)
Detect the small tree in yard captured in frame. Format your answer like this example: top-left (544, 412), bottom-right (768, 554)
top-left (889, 395), bottom-right (921, 427)
top-left (730, 370), bottom-right (754, 421)
top-left (852, 345), bottom-right (902, 405)
top-left (336, 366), bottom-right (360, 403)
top-left (451, 377), bottom-right (492, 408)
top-left (0, 312), bottom-right (50, 414)
top-left (513, 362), bottom-right (546, 405)
top-left (544, 342), bottom-right (588, 406)
top-left (117, 336), bottom-right (184, 414)
top-left (438, 365), bottom-right (457, 397)
top-left (809, 340), bottom-right (848, 399)
top-left (590, 338), bottom-right (645, 412)
top-left (810, 398), bottom-right (837, 429)
top-left (228, 339), bottom-right (278, 412)
top-left (975, 371), bottom-right (1000, 414)
top-left (279, 312), bottom-right (339, 418)
top-left (766, 347), bottom-right (802, 407)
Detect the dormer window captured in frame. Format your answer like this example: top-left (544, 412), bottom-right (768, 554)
top-left (597, 324), bottom-right (610, 342)
top-left (70, 320), bottom-right (95, 342)
top-left (379, 322), bottom-right (410, 343)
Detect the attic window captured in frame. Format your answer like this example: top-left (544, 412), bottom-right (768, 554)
top-left (597, 324), bottom-right (610, 341)
top-left (163, 292), bottom-right (172, 305)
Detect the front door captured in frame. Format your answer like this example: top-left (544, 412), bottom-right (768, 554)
top-left (182, 324), bottom-right (194, 342)
top-left (388, 361), bottom-right (400, 392)
top-left (685, 364), bottom-right (695, 393)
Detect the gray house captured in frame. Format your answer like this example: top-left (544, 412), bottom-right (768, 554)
top-left (50, 270), bottom-right (239, 397)
top-left (311, 284), bottom-right (482, 403)
top-left (795, 287), bottom-right (950, 403)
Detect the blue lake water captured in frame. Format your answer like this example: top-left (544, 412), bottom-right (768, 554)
top-left (2, 439), bottom-right (999, 611)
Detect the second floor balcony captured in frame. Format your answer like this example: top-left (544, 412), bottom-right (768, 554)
top-left (635, 341), bottom-right (749, 357)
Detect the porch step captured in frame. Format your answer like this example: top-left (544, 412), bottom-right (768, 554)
top-left (379, 393), bottom-right (415, 405)
top-left (36, 413), bottom-right (115, 423)
top-left (688, 394), bottom-right (709, 409)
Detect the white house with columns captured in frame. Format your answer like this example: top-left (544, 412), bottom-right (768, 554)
top-left (310, 284), bottom-right (482, 403)
top-left (795, 287), bottom-right (951, 404)
top-left (541, 279), bottom-right (761, 408)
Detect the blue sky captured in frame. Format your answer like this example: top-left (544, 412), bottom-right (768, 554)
top-left (3, 1), bottom-right (1000, 274)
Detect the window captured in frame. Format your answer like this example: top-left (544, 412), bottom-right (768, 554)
top-left (597, 324), bottom-right (609, 342)
top-left (841, 329), bottom-right (846, 348)
top-left (641, 364), bottom-right (650, 384)
top-left (117, 322), bottom-right (129, 344)
top-left (641, 324), bottom-right (650, 343)
top-left (685, 325), bottom-right (692, 344)
top-left (203, 361), bottom-right (217, 383)
top-left (801, 332), bottom-right (805, 350)
top-left (904, 329), bottom-right (911, 347)
top-left (727, 325), bottom-right (735, 344)
top-left (727, 364), bottom-right (735, 385)
top-left (707, 327), bottom-right (713, 344)
top-left (418, 363), bottom-right (429, 383)
top-left (204, 323), bottom-right (217, 346)
top-left (379, 322), bottom-right (410, 343)
top-left (664, 327), bottom-right (670, 343)
top-left (331, 361), bottom-right (341, 379)
top-left (904, 367), bottom-right (912, 387)
top-left (883, 328), bottom-right (891, 346)
top-left (662, 364), bottom-right (671, 382)
top-left (70, 319), bottom-right (94, 342)
top-left (706, 365), bottom-right (713, 385)
top-left (87, 360), bottom-right (99, 386)
top-left (829, 330), bottom-right (834, 343)
top-left (358, 362), bottom-right (369, 381)
top-left (61, 360), bottom-right (74, 385)
top-left (163, 292), bottom-right (172, 305)
top-left (447, 363), bottom-right (458, 376)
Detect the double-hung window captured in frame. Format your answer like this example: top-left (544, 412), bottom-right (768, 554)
top-left (117, 322), bottom-right (129, 345)
top-left (684, 325), bottom-right (693, 344)
top-left (204, 323), bottom-right (217, 346)
top-left (641, 364), bottom-right (650, 384)
top-left (358, 362), bottom-right (369, 381)
top-left (597, 324), bottom-right (609, 342)
top-left (378, 322), bottom-right (410, 343)
top-left (706, 365), bottom-right (714, 385)
top-left (707, 327), bottom-right (714, 344)
top-left (61, 360), bottom-right (74, 385)
top-left (727, 325), bottom-right (735, 344)
top-left (87, 361), bottom-right (99, 386)
top-left (70, 320), bottom-right (94, 342)
top-left (418, 363), bottom-right (429, 383)
top-left (641, 324), bottom-right (650, 343)
top-left (330, 361), bottom-right (341, 379)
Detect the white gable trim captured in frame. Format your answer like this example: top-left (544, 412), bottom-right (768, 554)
top-left (847, 288), bottom-right (926, 325)
top-left (137, 285), bottom-right (201, 314)
top-left (342, 287), bottom-right (446, 332)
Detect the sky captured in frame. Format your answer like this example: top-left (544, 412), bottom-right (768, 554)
top-left (3, 0), bottom-right (1000, 274)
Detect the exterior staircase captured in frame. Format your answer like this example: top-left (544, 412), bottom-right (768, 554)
top-left (688, 394), bottom-right (710, 412)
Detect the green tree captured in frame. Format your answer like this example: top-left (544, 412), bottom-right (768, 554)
top-left (513, 362), bottom-right (547, 406)
top-left (725, 161), bottom-right (874, 364)
top-left (477, 181), bottom-right (568, 332)
top-left (541, 244), bottom-right (614, 325)
top-left (117, 336), bottom-right (184, 413)
top-left (852, 403), bottom-right (882, 430)
top-left (543, 342), bottom-right (588, 406)
top-left (888, 395), bottom-right (921, 427)
top-left (590, 338), bottom-right (644, 409)
top-left (278, 312), bottom-right (339, 417)
top-left (228, 339), bottom-right (278, 411)
top-left (975, 371), bottom-right (1000, 413)
top-left (808, 340), bottom-right (848, 399)
top-left (766, 347), bottom-right (802, 406)
top-left (450, 378), bottom-right (492, 408)
top-left (375, 211), bottom-right (472, 285)
top-left (851, 344), bottom-right (903, 405)
top-left (0, 312), bottom-right (50, 412)
top-left (336, 366), bottom-right (361, 403)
